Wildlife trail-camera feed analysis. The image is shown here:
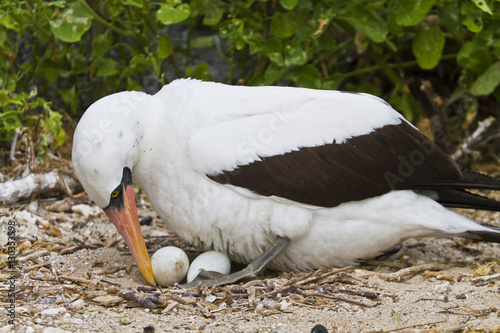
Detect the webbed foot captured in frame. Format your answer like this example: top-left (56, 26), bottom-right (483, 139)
top-left (182, 236), bottom-right (290, 288)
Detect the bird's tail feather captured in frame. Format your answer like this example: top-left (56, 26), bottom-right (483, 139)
top-left (411, 169), bottom-right (500, 212)
top-left (411, 169), bottom-right (500, 242)
top-left (438, 171), bottom-right (500, 241)
top-left (436, 189), bottom-right (500, 212)
top-left (464, 224), bottom-right (500, 243)
top-left (422, 169), bottom-right (500, 191)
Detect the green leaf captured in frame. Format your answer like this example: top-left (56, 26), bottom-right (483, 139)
top-left (91, 32), bottom-right (112, 58)
top-left (240, 26), bottom-right (260, 46)
top-left (317, 34), bottom-right (337, 52)
top-left (494, 39), bottom-right (500, 58)
top-left (95, 59), bottom-right (119, 77)
top-left (0, 10), bottom-right (20, 32)
top-left (457, 41), bottom-right (474, 67)
top-left (457, 41), bottom-right (493, 74)
top-left (437, 5), bottom-right (460, 37)
top-left (185, 62), bottom-right (212, 81)
top-left (287, 65), bottom-right (321, 88)
top-left (470, 62), bottom-right (500, 96)
top-left (463, 14), bottom-right (483, 32)
top-left (358, 82), bottom-right (382, 96)
top-left (40, 109), bottom-right (66, 148)
top-left (268, 52), bottom-right (284, 66)
top-left (35, 60), bottom-right (65, 82)
top-left (123, 0), bottom-right (144, 8)
top-left (219, 19), bottom-right (244, 37)
top-left (264, 64), bottom-right (280, 84)
top-left (345, 4), bottom-right (387, 43)
top-left (471, 0), bottom-right (492, 14)
top-left (0, 112), bottom-right (22, 141)
top-left (61, 85), bottom-right (77, 114)
top-left (190, 36), bottom-right (216, 49)
top-left (156, 1), bottom-right (191, 25)
top-left (284, 44), bottom-right (307, 66)
top-left (468, 48), bottom-right (492, 74)
top-left (248, 73), bottom-right (266, 86)
top-left (271, 12), bottom-right (294, 38)
top-left (321, 73), bottom-right (345, 90)
top-left (203, 6), bottom-right (223, 25)
top-left (279, 0), bottom-right (298, 10)
top-left (126, 78), bottom-right (144, 91)
top-left (461, 2), bottom-right (484, 32)
top-left (49, 2), bottom-right (93, 43)
top-left (252, 38), bottom-right (282, 55)
top-left (412, 26), bottom-right (445, 69)
top-left (394, 0), bottom-right (437, 26)
top-left (157, 35), bottom-right (172, 59)
top-left (390, 90), bottom-right (414, 121)
top-left (129, 54), bottom-right (151, 74)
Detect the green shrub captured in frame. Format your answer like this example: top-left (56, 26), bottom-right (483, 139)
top-left (1, 0), bottom-right (499, 157)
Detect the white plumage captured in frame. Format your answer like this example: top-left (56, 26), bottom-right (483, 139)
top-left (72, 79), bottom-right (500, 281)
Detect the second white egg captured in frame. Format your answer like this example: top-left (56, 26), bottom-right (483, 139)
top-left (186, 251), bottom-right (231, 283)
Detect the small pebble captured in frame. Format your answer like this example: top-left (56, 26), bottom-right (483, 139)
top-left (139, 216), bottom-right (153, 225)
top-left (27, 201), bottom-right (38, 213)
top-left (311, 324), bottom-right (329, 333)
top-left (434, 281), bottom-right (451, 294)
top-left (205, 294), bottom-right (217, 303)
top-left (279, 299), bottom-right (291, 311)
top-left (40, 307), bottom-right (66, 316)
top-left (71, 204), bottom-right (102, 218)
top-left (143, 325), bottom-right (155, 333)
top-left (69, 299), bottom-right (85, 310)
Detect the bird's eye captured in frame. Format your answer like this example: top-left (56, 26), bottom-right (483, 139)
top-left (111, 190), bottom-right (120, 198)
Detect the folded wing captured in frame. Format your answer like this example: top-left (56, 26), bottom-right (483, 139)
top-left (188, 88), bottom-right (499, 210)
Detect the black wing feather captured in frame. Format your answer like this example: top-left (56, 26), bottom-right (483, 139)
top-left (208, 122), bottom-right (462, 207)
top-left (208, 121), bottom-right (499, 209)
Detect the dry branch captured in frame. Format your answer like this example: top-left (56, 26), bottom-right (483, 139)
top-left (59, 274), bottom-right (97, 285)
top-left (451, 116), bottom-right (495, 161)
top-left (357, 263), bottom-right (449, 282)
top-left (470, 272), bottom-right (500, 282)
top-left (296, 289), bottom-right (376, 308)
top-left (0, 172), bottom-right (82, 204)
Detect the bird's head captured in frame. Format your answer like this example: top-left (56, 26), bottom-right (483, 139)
top-left (72, 91), bottom-right (156, 285)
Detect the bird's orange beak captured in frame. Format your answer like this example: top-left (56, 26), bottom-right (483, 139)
top-left (104, 184), bottom-right (156, 286)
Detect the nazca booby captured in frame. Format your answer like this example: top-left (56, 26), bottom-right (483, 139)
top-left (72, 79), bottom-right (500, 286)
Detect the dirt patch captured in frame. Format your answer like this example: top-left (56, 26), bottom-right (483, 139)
top-left (1, 195), bottom-right (499, 333)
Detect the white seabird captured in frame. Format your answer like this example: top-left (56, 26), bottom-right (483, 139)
top-left (72, 79), bottom-right (500, 286)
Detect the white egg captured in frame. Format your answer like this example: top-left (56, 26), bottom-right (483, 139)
top-left (151, 246), bottom-right (189, 286)
top-left (186, 251), bottom-right (231, 283)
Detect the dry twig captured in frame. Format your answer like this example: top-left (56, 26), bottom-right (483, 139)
top-left (357, 263), bottom-right (449, 281)
top-left (452, 116), bottom-right (495, 161)
top-left (59, 274), bottom-right (97, 285)
top-left (296, 289), bottom-right (376, 308)
top-left (0, 172), bottom-right (82, 204)
top-left (470, 272), bottom-right (500, 282)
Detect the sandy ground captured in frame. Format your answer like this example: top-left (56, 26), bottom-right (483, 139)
top-left (1, 197), bottom-right (499, 333)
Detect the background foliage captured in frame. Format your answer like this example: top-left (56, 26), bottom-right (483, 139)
top-left (1, 0), bottom-right (500, 163)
